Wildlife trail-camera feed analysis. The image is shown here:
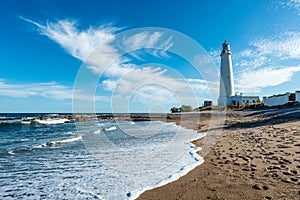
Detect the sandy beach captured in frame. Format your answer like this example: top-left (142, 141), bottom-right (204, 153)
top-left (138, 107), bottom-right (300, 200)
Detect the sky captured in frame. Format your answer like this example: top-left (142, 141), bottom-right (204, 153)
top-left (1, 0), bottom-right (300, 113)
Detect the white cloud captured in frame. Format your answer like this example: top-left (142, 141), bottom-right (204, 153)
top-left (102, 79), bottom-right (118, 91)
top-left (0, 80), bottom-right (71, 99)
top-left (208, 49), bottom-right (220, 67)
top-left (211, 31), bottom-right (300, 93)
top-left (0, 79), bottom-right (108, 101)
top-left (22, 17), bottom-right (130, 77)
top-left (107, 67), bottom-right (204, 108)
top-left (22, 17), bottom-right (174, 78)
top-left (232, 32), bottom-right (300, 74)
top-left (236, 66), bottom-right (300, 92)
top-left (114, 67), bottom-right (189, 95)
top-left (122, 31), bottom-right (173, 58)
top-left (186, 78), bottom-right (219, 93)
top-left (238, 49), bottom-right (252, 57)
top-left (193, 54), bottom-right (212, 66)
top-left (250, 32), bottom-right (300, 60)
top-left (122, 32), bottom-right (161, 49)
top-left (22, 17), bottom-right (119, 61)
top-left (130, 85), bottom-right (178, 105)
top-left (22, 18), bottom-right (214, 106)
top-left (280, 0), bottom-right (300, 15)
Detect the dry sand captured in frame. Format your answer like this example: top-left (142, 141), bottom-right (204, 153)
top-left (138, 108), bottom-right (300, 200)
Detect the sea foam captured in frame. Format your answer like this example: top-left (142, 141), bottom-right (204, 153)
top-left (34, 118), bottom-right (70, 125)
top-left (127, 134), bottom-right (205, 200)
top-left (0, 119), bottom-right (206, 200)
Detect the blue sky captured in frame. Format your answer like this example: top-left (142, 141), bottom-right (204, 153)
top-left (1, 0), bottom-right (300, 113)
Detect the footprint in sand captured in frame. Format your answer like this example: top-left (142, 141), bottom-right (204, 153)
top-left (290, 170), bottom-right (297, 174)
top-left (283, 171), bottom-right (293, 176)
top-left (252, 184), bottom-right (269, 190)
top-left (277, 144), bottom-right (292, 148)
top-left (290, 177), bottom-right (298, 182)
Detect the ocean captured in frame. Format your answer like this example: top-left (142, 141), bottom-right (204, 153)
top-left (0, 113), bottom-right (205, 199)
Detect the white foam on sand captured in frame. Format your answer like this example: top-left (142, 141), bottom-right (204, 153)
top-left (127, 134), bottom-right (205, 200)
top-left (79, 121), bottom-right (207, 199)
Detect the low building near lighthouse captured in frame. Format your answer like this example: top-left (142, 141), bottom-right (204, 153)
top-left (230, 93), bottom-right (259, 107)
top-left (263, 92), bottom-right (290, 107)
top-left (263, 91), bottom-right (300, 107)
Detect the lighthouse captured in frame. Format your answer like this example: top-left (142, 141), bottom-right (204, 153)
top-left (218, 40), bottom-right (235, 106)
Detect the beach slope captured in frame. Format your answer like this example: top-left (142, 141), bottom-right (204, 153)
top-left (139, 108), bottom-right (300, 199)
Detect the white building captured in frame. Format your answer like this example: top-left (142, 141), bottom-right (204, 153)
top-left (263, 91), bottom-right (300, 107)
top-left (231, 93), bottom-right (259, 106)
top-left (263, 93), bottom-right (290, 107)
top-left (218, 41), bottom-right (259, 106)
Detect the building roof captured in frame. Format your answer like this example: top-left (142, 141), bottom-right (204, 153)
top-left (231, 95), bottom-right (259, 98)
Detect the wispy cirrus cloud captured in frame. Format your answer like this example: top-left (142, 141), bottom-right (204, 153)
top-left (122, 32), bottom-right (173, 50)
top-left (279, 0), bottom-right (300, 15)
top-left (21, 17), bottom-right (130, 77)
top-left (234, 32), bottom-right (300, 70)
top-left (0, 80), bottom-right (72, 99)
top-left (22, 17), bottom-right (300, 103)
top-left (21, 17), bottom-right (120, 61)
top-left (226, 31), bottom-right (300, 93)
top-left (186, 78), bottom-right (219, 93)
top-left (122, 31), bottom-right (173, 58)
top-left (250, 32), bottom-right (300, 60)
top-left (106, 67), bottom-right (195, 105)
top-left (22, 18), bottom-right (212, 107)
top-left (206, 31), bottom-right (300, 94)
top-left (208, 49), bottom-right (220, 67)
top-left (235, 66), bottom-right (300, 92)
top-left (0, 79), bottom-right (108, 101)
top-left (22, 17), bottom-right (174, 77)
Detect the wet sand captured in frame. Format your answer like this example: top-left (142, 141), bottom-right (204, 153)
top-left (138, 108), bottom-right (300, 200)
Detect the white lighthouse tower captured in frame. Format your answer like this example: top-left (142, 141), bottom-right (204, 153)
top-left (218, 40), bottom-right (235, 106)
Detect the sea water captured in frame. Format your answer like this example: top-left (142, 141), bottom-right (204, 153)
top-left (0, 114), bottom-right (205, 199)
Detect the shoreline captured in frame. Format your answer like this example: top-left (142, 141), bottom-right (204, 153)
top-left (4, 109), bottom-right (299, 199)
top-left (138, 107), bottom-right (300, 199)
top-left (128, 136), bottom-right (205, 200)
